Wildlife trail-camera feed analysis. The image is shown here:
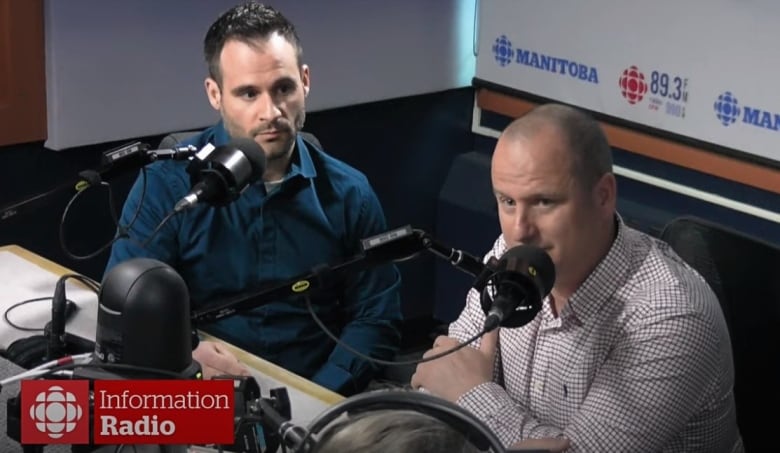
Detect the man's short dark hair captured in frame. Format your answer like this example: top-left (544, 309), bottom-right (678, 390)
top-left (203, 2), bottom-right (303, 85)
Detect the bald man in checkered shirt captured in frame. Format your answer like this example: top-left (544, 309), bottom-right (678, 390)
top-left (412, 104), bottom-right (743, 452)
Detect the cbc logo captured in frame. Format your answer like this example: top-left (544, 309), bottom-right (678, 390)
top-left (29, 385), bottom-right (85, 439)
top-left (618, 66), bottom-right (648, 105)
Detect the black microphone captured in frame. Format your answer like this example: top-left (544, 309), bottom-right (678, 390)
top-left (481, 245), bottom-right (555, 331)
top-left (174, 138), bottom-right (266, 212)
top-left (93, 258), bottom-right (201, 378)
top-left (358, 227), bottom-right (488, 279)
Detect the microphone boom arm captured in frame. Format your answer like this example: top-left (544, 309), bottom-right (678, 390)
top-left (191, 255), bottom-right (369, 325)
top-left (0, 141), bottom-right (200, 223)
top-left (191, 226), bottom-right (489, 326)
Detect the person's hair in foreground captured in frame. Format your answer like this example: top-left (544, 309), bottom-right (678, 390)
top-left (312, 409), bottom-right (481, 453)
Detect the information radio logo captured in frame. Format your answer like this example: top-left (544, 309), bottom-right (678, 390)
top-left (22, 381), bottom-right (89, 444)
top-left (21, 379), bottom-right (234, 446)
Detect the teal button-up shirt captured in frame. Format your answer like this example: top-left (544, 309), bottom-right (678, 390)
top-left (105, 123), bottom-right (402, 395)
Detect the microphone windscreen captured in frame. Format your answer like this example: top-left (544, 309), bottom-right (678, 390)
top-left (230, 137), bottom-right (266, 181)
top-left (498, 245), bottom-right (555, 296)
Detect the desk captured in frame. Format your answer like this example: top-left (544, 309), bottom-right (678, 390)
top-left (0, 245), bottom-right (343, 451)
top-left (0, 245), bottom-right (99, 349)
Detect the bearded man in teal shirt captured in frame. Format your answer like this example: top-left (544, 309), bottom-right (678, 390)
top-left (105, 2), bottom-right (402, 396)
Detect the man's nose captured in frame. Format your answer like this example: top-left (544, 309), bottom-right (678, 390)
top-left (510, 209), bottom-right (537, 245)
top-left (257, 93), bottom-right (281, 121)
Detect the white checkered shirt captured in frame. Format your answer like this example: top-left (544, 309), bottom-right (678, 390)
top-left (450, 218), bottom-right (744, 452)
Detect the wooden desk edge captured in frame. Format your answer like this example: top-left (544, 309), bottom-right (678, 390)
top-left (199, 332), bottom-right (345, 405)
top-left (0, 244), bottom-right (79, 277)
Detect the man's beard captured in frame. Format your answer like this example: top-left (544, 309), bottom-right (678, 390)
top-left (223, 109), bottom-right (307, 163)
top-left (265, 110), bottom-right (306, 163)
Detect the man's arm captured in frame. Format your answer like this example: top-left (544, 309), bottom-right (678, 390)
top-left (457, 286), bottom-right (727, 451)
top-left (448, 234), bottom-right (507, 346)
top-left (106, 162), bottom-right (255, 379)
top-left (446, 280), bottom-right (553, 447)
top-left (309, 186), bottom-right (402, 395)
top-left (560, 292), bottom-right (726, 452)
top-left (104, 163), bottom-right (184, 273)
top-left (449, 288), bottom-right (492, 346)
top-left (415, 237), bottom-right (565, 446)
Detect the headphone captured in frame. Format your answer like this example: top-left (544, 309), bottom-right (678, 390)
top-left (295, 390), bottom-right (506, 452)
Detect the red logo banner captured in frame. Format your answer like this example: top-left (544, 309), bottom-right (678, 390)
top-left (93, 380), bottom-right (234, 445)
top-left (21, 380), bottom-right (90, 445)
top-left (21, 379), bottom-right (235, 446)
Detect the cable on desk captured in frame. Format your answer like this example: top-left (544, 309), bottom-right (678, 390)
top-left (2, 296), bottom-right (76, 332)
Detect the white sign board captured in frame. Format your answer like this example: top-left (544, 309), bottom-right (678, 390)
top-left (476, 0), bottom-right (780, 165)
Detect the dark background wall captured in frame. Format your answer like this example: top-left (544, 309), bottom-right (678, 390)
top-left (2, 86), bottom-right (779, 349)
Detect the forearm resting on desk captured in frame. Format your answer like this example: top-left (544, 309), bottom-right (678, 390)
top-left (312, 319), bottom-right (400, 395)
top-left (511, 437), bottom-right (570, 452)
top-left (457, 382), bottom-right (564, 447)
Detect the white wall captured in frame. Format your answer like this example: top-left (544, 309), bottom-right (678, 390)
top-left (45, 0), bottom-right (477, 150)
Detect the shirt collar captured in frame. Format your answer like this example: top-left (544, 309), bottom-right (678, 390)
top-left (291, 133), bottom-right (317, 179)
top-left (210, 121), bottom-right (232, 146)
top-left (563, 214), bottom-right (632, 324)
top-left (210, 122), bottom-right (317, 180)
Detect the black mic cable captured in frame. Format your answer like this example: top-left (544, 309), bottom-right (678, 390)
top-left (300, 243), bottom-right (554, 370)
top-left (304, 295), bottom-right (493, 368)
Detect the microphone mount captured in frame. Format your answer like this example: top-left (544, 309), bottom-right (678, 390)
top-left (95, 141), bottom-right (200, 184)
top-left (245, 392), bottom-right (306, 452)
top-left (0, 141), bottom-right (201, 224)
top-left (191, 225), bottom-right (493, 325)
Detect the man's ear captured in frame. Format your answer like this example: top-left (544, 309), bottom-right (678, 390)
top-left (205, 77), bottom-right (221, 111)
top-left (594, 173), bottom-right (617, 211)
top-left (300, 64), bottom-right (310, 97)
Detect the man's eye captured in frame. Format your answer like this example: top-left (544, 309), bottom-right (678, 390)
top-left (276, 84), bottom-right (295, 96)
top-left (536, 198), bottom-right (553, 207)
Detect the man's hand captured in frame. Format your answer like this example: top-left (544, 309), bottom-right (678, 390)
top-left (192, 340), bottom-right (251, 379)
top-left (510, 437), bottom-right (570, 452)
top-left (410, 328), bottom-right (499, 402)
